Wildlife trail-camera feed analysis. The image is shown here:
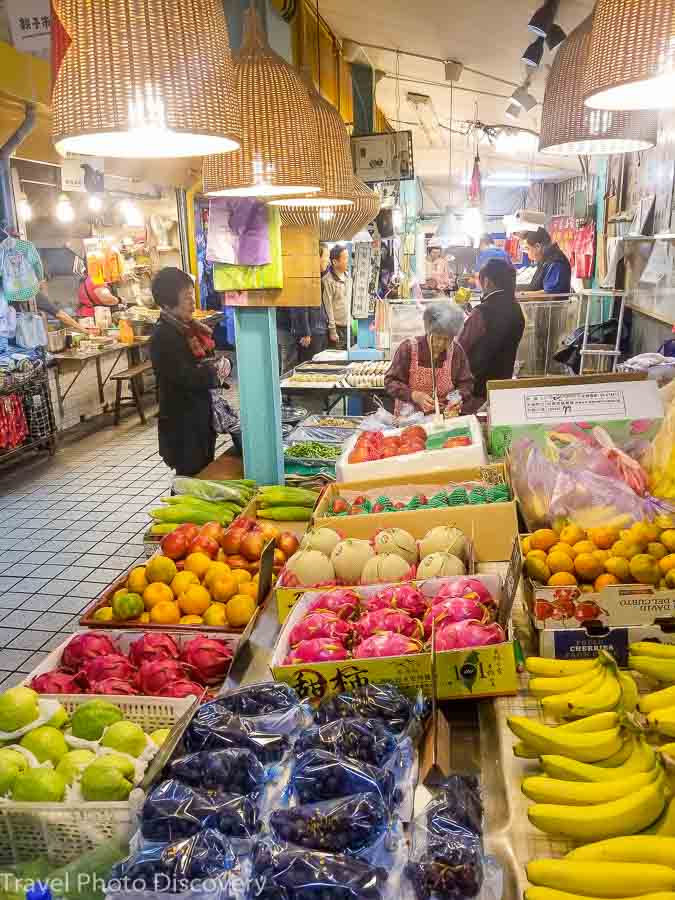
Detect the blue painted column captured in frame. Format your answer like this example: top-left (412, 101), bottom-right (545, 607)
top-left (234, 307), bottom-right (284, 484)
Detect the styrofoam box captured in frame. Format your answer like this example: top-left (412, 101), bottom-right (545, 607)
top-left (0, 691), bottom-right (195, 867)
top-left (335, 415), bottom-right (487, 482)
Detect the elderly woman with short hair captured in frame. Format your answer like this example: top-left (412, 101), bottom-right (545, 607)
top-left (384, 302), bottom-right (474, 415)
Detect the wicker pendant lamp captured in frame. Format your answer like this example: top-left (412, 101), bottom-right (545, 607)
top-left (584, 0), bottom-right (675, 110)
top-left (51, 0), bottom-right (240, 158)
top-left (269, 75), bottom-right (354, 208)
top-left (280, 178), bottom-right (380, 240)
top-left (203, 7), bottom-right (321, 197)
top-left (539, 15), bottom-right (657, 155)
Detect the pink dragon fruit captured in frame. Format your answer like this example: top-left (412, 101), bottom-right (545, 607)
top-left (289, 612), bottom-right (355, 647)
top-left (305, 589), bottom-right (360, 620)
top-left (432, 578), bottom-right (494, 609)
top-left (160, 679), bottom-right (207, 698)
top-left (282, 638), bottom-right (349, 665)
top-left (181, 637), bottom-right (233, 685)
top-left (139, 658), bottom-right (187, 695)
top-left (61, 633), bottom-right (117, 671)
top-left (355, 608), bottom-right (423, 641)
top-left (365, 585), bottom-right (428, 618)
top-left (31, 670), bottom-right (85, 694)
top-left (82, 654), bottom-right (137, 686)
top-left (87, 677), bottom-right (139, 695)
top-left (354, 631), bottom-right (423, 659)
top-left (433, 620), bottom-right (505, 651)
top-left (423, 597), bottom-right (488, 638)
top-left (129, 633), bottom-right (180, 668)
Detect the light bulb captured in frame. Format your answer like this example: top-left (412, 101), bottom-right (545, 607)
top-left (463, 207), bottom-right (483, 246)
top-left (18, 196), bottom-right (32, 221)
top-left (88, 194), bottom-right (103, 212)
top-left (55, 194), bottom-right (74, 223)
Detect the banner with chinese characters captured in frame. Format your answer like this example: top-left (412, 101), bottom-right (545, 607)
top-left (7, 0), bottom-right (51, 60)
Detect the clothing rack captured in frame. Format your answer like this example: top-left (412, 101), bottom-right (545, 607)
top-left (0, 352), bottom-right (57, 464)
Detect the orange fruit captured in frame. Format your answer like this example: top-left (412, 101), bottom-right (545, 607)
top-left (594, 573), bottom-right (620, 591)
top-left (203, 603), bottom-right (228, 627)
top-left (662, 530), bottom-right (675, 552)
top-left (139, 611), bottom-right (150, 623)
top-left (149, 601), bottom-right (181, 625)
top-left (574, 552), bottom-right (604, 583)
top-left (573, 541), bottom-right (596, 556)
top-left (659, 554), bottom-right (675, 575)
top-left (178, 584), bottom-right (211, 616)
top-left (230, 568), bottom-right (252, 586)
top-left (204, 562), bottom-right (232, 590)
top-left (211, 576), bottom-right (238, 604)
top-left (648, 542), bottom-right (667, 561)
top-left (587, 527), bottom-right (619, 550)
top-left (143, 581), bottom-right (174, 610)
top-left (547, 572), bottom-right (578, 586)
top-left (521, 537), bottom-right (532, 555)
top-left (527, 550), bottom-right (548, 563)
top-left (145, 556), bottom-right (177, 584)
top-left (549, 542), bottom-right (577, 559)
top-left (238, 581), bottom-right (258, 600)
top-left (560, 524), bottom-right (586, 547)
top-left (530, 529), bottom-right (559, 552)
top-left (593, 549), bottom-right (610, 565)
top-left (525, 557), bottom-right (551, 584)
top-left (225, 593), bottom-right (256, 627)
top-left (610, 540), bottom-right (641, 560)
top-left (127, 566), bottom-right (148, 593)
top-left (180, 614), bottom-right (203, 625)
top-left (580, 584), bottom-right (595, 593)
top-left (171, 571), bottom-right (199, 595)
top-left (605, 556), bottom-right (631, 581)
top-left (629, 554), bottom-right (661, 585)
top-left (184, 552), bottom-right (212, 579)
top-left (547, 551), bottom-right (575, 575)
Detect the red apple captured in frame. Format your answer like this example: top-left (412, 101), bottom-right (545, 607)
top-left (241, 532), bottom-right (265, 561)
top-left (278, 532), bottom-right (299, 557)
top-left (221, 527), bottom-right (245, 555)
top-left (189, 534), bottom-right (219, 558)
top-left (200, 522), bottom-right (225, 544)
top-left (175, 524), bottom-right (199, 544)
top-left (227, 554), bottom-right (251, 570)
top-left (160, 530), bottom-right (189, 560)
top-left (273, 548), bottom-right (287, 566)
top-left (259, 523), bottom-right (281, 544)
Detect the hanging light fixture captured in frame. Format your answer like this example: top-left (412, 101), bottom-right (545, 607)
top-left (539, 15), bottom-right (658, 155)
top-left (510, 82), bottom-right (538, 112)
top-left (55, 194), bottom-right (74, 223)
top-left (203, 7), bottom-right (321, 197)
top-left (529, 0), bottom-right (558, 37)
top-left (280, 178), bottom-right (380, 240)
top-left (505, 103), bottom-right (522, 120)
top-left (522, 37), bottom-right (545, 67)
top-left (584, 0), bottom-right (675, 110)
top-left (546, 23), bottom-right (567, 51)
top-left (269, 74), bottom-right (354, 208)
top-left (51, 0), bottom-right (240, 158)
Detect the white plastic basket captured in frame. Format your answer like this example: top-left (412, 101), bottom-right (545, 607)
top-left (21, 629), bottom-right (240, 712)
top-left (0, 691), bottom-right (194, 866)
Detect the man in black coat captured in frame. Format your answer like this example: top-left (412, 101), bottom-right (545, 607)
top-left (150, 268), bottom-right (217, 476)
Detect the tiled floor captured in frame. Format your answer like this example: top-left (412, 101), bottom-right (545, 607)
top-left (0, 418), bottom-right (184, 689)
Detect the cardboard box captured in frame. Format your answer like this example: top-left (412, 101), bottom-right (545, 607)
top-left (277, 500), bottom-right (518, 622)
top-left (534, 621), bottom-right (675, 666)
top-left (487, 374), bottom-right (662, 457)
top-left (270, 572), bottom-right (519, 701)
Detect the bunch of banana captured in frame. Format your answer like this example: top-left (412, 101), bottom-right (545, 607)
top-left (631, 643), bottom-right (675, 686)
top-left (526, 654), bottom-right (638, 721)
top-left (526, 836), bottom-right (675, 900)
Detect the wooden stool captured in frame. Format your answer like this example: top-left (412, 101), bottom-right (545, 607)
top-left (111, 361), bottom-right (153, 425)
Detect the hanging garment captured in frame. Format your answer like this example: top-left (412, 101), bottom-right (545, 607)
top-left (213, 208), bottom-right (283, 291)
top-left (206, 198), bottom-right (271, 266)
top-left (0, 394), bottom-right (28, 449)
top-left (0, 237), bottom-right (43, 302)
top-left (570, 222), bottom-right (596, 280)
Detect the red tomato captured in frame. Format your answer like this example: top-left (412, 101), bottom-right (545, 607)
top-left (401, 426), bottom-right (426, 442)
top-left (348, 448), bottom-right (370, 464)
top-left (381, 446), bottom-right (399, 458)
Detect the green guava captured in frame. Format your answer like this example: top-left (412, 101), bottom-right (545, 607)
top-left (20, 726), bottom-right (68, 765)
top-left (0, 748), bottom-right (27, 795)
top-left (55, 749), bottom-right (96, 785)
top-left (46, 704), bottom-right (69, 730)
top-left (96, 753), bottom-right (135, 780)
top-left (100, 721), bottom-right (146, 757)
top-left (150, 728), bottom-right (170, 746)
top-left (0, 687), bottom-right (39, 732)
top-left (80, 758), bottom-right (132, 801)
top-left (11, 768), bottom-right (66, 802)
top-left (71, 700), bottom-right (123, 741)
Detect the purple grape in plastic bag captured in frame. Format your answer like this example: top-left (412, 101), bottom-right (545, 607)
top-left (269, 792), bottom-right (388, 854)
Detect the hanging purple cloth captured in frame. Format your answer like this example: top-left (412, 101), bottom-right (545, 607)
top-left (206, 198), bottom-right (271, 266)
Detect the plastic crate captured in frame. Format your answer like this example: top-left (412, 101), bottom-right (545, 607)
top-left (0, 692), bottom-right (194, 866)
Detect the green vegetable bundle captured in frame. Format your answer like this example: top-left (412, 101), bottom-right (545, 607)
top-left (257, 506), bottom-right (312, 521)
top-left (285, 441), bottom-right (341, 460)
top-left (172, 476), bottom-right (255, 504)
top-left (257, 485), bottom-right (318, 508)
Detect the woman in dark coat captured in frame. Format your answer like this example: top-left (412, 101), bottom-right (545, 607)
top-left (150, 267), bottom-right (217, 476)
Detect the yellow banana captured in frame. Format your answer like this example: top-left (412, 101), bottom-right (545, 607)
top-left (527, 774), bottom-right (665, 841)
top-left (659, 742), bottom-right (675, 758)
top-left (640, 687), bottom-right (675, 714)
top-left (567, 835), bottom-right (675, 865)
top-left (648, 707), bottom-right (675, 737)
top-left (630, 655), bottom-right (675, 683)
top-left (522, 768), bottom-right (657, 805)
top-left (526, 890), bottom-right (675, 900)
top-left (529, 665), bottom-right (601, 697)
top-left (540, 669), bottom-right (608, 719)
top-left (540, 737), bottom-right (656, 782)
top-left (514, 713), bottom-right (622, 758)
top-left (595, 739), bottom-right (634, 768)
top-left (631, 643), bottom-right (675, 659)
top-left (526, 859), bottom-right (675, 897)
top-left (619, 671), bottom-right (639, 713)
top-left (507, 717), bottom-right (622, 762)
top-left (526, 657), bottom-right (601, 677)
top-left (657, 797), bottom-right (675, 836)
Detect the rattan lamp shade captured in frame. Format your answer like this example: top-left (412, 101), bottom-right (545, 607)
top-left (52, 0), bottom-right (240, 158)
top-left (270, 78), bottom-right (354, 208)
top-left (539, 16), bottom-right (657, 155)
top-left (584, 0), bottom-right (675, 110)
top-left (203, 8), bottom-right (321, 197)
top-left (280, 178), bottom-right (380, 240)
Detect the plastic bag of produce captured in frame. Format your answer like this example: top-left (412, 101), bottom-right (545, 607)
top-left (289, 749), bottom-right (399, 809)
top-left (169, 748), bottom-right (266, 795)
top-left (213, 683), bottom-right (302, 717)
top-left (314, 682), bottom-right (426, 740)
top-left (197, 691), bottom-right (312, 737)
top-left (249, 838), bottom-right (389, 899)
top-left (140, 779), bottom-right (260, 842)
top-left (183, 710), bottom-right (291, 764)
top-left (427, 775), bottom-right (483, 838)
top-left (109, 828), bottom-right (239, 893)
top-left (294, 718), bottom-right (400, 768)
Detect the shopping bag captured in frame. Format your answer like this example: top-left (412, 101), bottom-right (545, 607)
top-left (15, 312), bottom-right (48, 348)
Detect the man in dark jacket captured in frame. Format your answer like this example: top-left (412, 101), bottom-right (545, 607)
top-left (150, 267), bottom-right (217, 476)
top-left (520, 227), bottom-right (572, 295)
